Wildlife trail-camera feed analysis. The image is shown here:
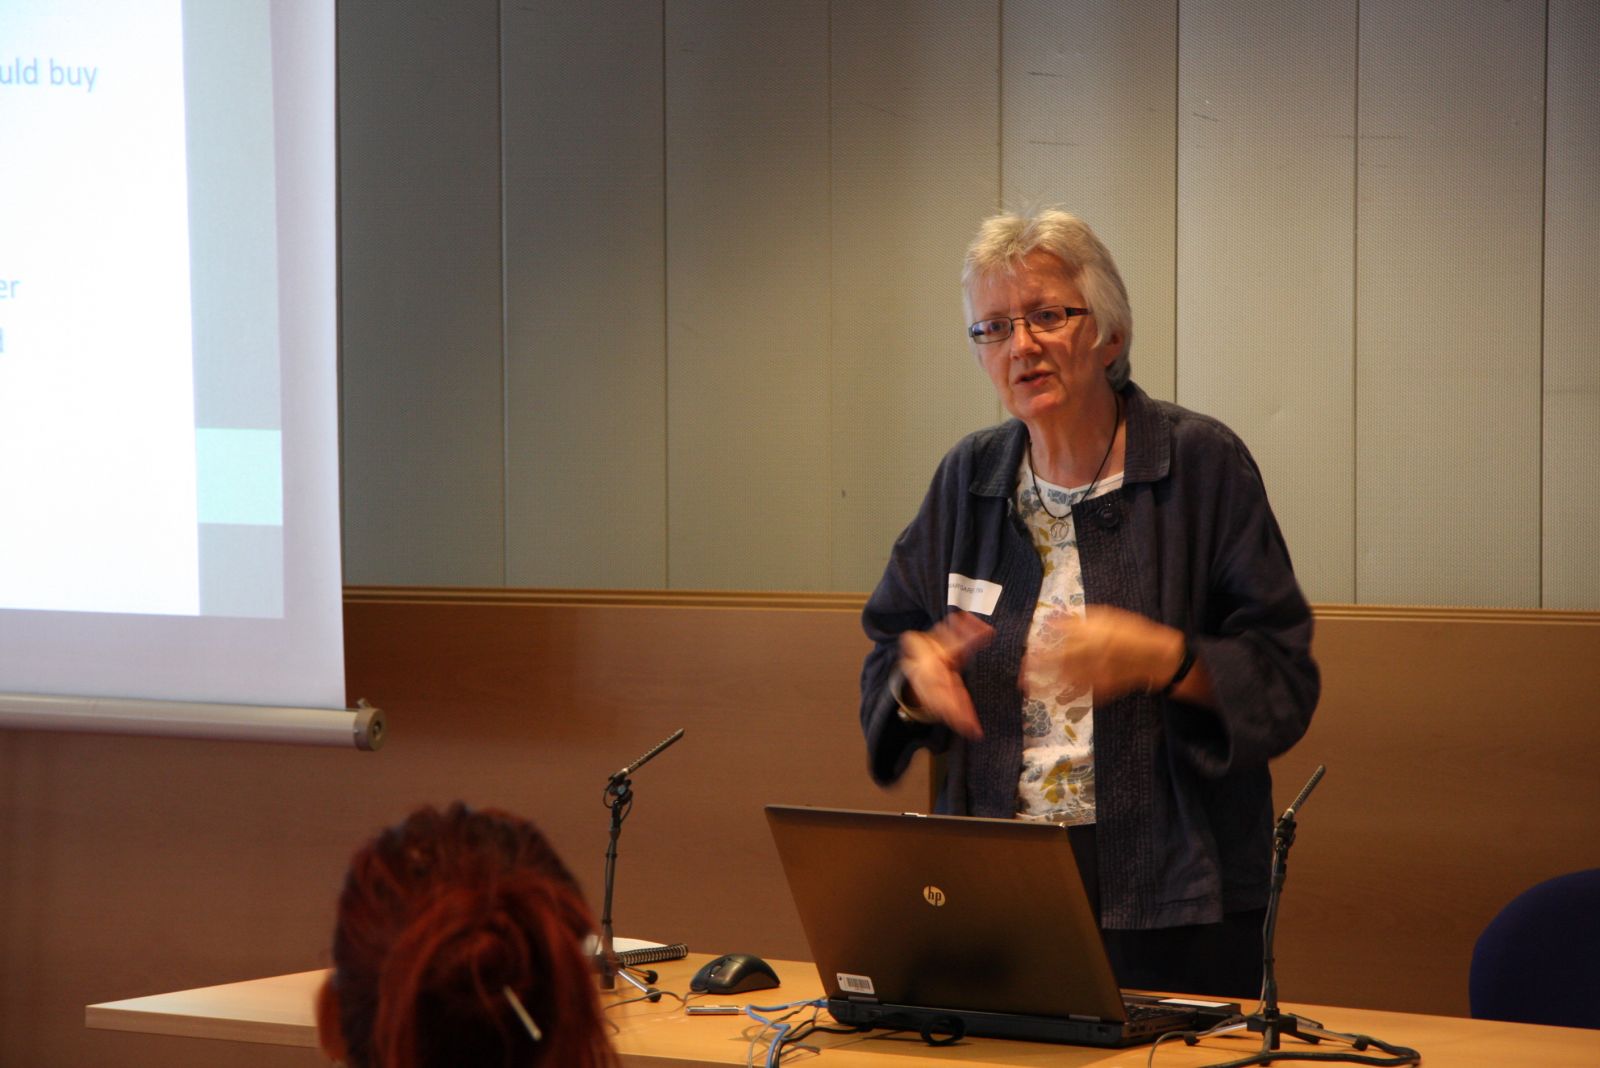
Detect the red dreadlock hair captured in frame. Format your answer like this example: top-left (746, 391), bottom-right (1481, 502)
top-left (317, 803), bottom-right (617, 1068)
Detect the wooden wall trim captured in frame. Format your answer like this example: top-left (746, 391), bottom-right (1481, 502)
top-left (1312, 604), bottom-right (1600, 626)
top-left (346, 586), bottom-right (1600, 627)
top-left (344, 585), bottom-right (866, 612)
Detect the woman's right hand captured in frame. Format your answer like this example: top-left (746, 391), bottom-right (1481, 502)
top-left (897, 610), bottom-right (994, 739)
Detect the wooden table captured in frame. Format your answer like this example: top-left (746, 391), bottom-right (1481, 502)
top-left (87, 953), bottom-right (1600, 1066)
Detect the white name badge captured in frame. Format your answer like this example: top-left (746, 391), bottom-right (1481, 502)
top-left (946, 573), bottom-right (1001, 616)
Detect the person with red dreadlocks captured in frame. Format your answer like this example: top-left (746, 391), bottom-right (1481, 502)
top-left (315, 803), bottom-right (617, 1068)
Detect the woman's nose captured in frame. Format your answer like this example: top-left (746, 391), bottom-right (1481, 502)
top-left (1009, 320), bottom-right (1042, 355)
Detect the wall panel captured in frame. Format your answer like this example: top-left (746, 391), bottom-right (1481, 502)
top-left (5, 594), bottom-right (1599, 1065)
top-left (503, 1), bottom-right (668, 588)
top-left (332, 2), bottom-right (1596, 607)
top-left (1355, 0), bottom-right (1545, 606)
top-left (665, 1), bottom-right (833, 589)
top-left (829, 0), bottom-right (1003, 592)
top-left (1005, 0), bottom-right (1179, 400)
top-left (1274, 606), bottom-right (1600, 1013)
top-left (1177, 0), bottom-right (1358, 603)
top-left (1543, 0), bottom-right (1600, 609)
top-left (338, 0), bottom-right (507, 585)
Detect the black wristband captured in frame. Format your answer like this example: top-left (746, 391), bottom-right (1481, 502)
top-left (1158, 640), bottom-right (1196, 697)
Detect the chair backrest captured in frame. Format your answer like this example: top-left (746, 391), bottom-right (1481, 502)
top-left (1469, 868), bottom-right (1600, 1030)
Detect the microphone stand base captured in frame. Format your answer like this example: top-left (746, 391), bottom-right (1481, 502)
top-left (1182, 1010), bottom-right (1421, 1068)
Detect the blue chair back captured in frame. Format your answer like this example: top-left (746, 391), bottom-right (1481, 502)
top-left (1469, 868), bottom-right (1600, 1029)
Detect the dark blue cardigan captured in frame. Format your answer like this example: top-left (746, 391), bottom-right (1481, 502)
top-left (860, 382), bottom-right (1319, 930)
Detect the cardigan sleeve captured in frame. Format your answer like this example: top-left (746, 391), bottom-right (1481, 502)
top-left (1165, 432), bottom-right (1320, 777)
top-left (858, 453), bottom-right (964, 786)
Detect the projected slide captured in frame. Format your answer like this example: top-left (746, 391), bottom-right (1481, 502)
top-left (0, 0), bottom-right (344, 718)
top-left (0, 0), bottom-right (285, 618)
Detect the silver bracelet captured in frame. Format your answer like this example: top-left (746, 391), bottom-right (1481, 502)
top-left (890, 668), bottom-right (938, 725)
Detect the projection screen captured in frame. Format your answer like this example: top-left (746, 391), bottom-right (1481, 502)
top-left (0, 1), bottom-right (377, 748)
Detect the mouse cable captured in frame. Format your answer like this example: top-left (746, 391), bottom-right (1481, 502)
top-left (601, 990), bottom-right (662, 1015)
top-left (600, 983), bottom-right (685, 1015)
top-left (600, 984), bottom-right (688, 1037)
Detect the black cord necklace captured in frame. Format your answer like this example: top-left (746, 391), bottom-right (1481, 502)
top-left (1028, 393), bottom-right (1122, 522)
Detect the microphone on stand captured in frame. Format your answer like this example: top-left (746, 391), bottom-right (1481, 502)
top-left (1189, 763), bottom-right (1420, 1067)
top-left (608, 728), bottom-right (684, 788)
top-left (1279, 763), bottom-right (1325, 824)
top-left (597, 728), bottom-right (686, 991)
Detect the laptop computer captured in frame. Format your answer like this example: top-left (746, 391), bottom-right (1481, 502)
top-left (765, 805), bottom-right (1239, 1048)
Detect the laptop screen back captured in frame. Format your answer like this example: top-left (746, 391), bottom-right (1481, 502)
top-left (765, 805), bottom-right (1127, 1023)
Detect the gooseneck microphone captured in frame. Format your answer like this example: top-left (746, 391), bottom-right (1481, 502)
top-left (1279, 763), bottom-right (1326, 824)
top-left (608, 728), bottom-right (685, 787)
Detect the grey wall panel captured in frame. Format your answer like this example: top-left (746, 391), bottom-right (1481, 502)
top-left (502, 2), bottom-right (667, 589)
top-left (829, 0), bottom-right (1003, 593)
top-left (1004, 0), bottom-right (1178, 401)
top-left (1355, 0), bottom-right (1545, 607)
top-left (329, 2), bottom-right (1599, 607)
top-left (1177, 1), bottom-right (1357, 604)
top-left (664, 1), bottom-right (833, 589)
top-left (1543, 1), bottom-right (1600, 609)
top-left (339, 0), bottom-right (506, 585)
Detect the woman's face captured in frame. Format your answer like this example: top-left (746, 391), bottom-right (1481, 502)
top-left (966, 251), bottom-right (1122, 425)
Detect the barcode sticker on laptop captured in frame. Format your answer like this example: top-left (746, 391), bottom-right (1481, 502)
top-left (836, 973), bottom-right (876, 996)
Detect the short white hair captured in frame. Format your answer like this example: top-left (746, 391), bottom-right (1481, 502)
top-left (962, 209), bottom-right (1133, 389)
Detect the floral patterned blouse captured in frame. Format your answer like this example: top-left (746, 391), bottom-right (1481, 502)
top-left (1014, 454), bottom-right (1123, 825)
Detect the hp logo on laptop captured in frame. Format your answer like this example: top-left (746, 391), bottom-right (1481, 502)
top-left (922, 885), bottom-right (946, 907)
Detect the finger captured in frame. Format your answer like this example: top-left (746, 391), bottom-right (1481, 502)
top-left (899, 629), bottom-right (947, 669)
top-left (952, 610), bottom-right (996, 644)
top-left (904, 663), bottom-right (983, 740)
top-left (1081, 603), bottom-right (1128, 625)
top-left (941, 691), bottom-right (984, 740)
top-left (938, 611), bottom-right (995, 661)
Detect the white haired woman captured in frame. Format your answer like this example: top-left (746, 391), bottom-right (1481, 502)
top-left (859, 209), bottom-right (1319, 999)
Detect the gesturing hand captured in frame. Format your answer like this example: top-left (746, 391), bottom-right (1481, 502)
top-left (1021, 605), bottom-right (1189, 703)
top-left (897, 610), bottom-right (995, 739)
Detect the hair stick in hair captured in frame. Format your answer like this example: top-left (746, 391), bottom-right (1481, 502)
top-left (503, 986), bottom-right (543, 1042)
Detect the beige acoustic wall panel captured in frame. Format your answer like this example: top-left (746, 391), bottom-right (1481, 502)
top-left (1177, 1), bottom-right (1358, 604)
top-left (829, 0), bottom-right (1003, 593)
top-left (1355, 0), bottom-right (1545, 606)
top-left (664, 1), bottom-right (833, 590)
top-left (1543, 1), bottom-right (1600, 610)
top-left (1003, 0), bottom-right (1178, 401)
top-left (503, 2), bottom-right (668, 588)
top-left (339, 0), bottom-right (508, 585)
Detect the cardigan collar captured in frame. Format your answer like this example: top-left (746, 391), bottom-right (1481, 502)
top-left (970, 381), bottom-right (1172, 498)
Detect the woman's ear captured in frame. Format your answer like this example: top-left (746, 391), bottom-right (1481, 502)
top-left (1102, 332), bottom-right (1126, 364)
top-left (316, 973), bottom-right (350, 1065)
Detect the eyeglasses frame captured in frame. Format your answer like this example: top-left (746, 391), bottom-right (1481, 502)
top-left (967, 305), bottom-right (1092, 344)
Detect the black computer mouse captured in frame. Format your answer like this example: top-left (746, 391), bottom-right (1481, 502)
top-left (689, 953), bottom-right (780, 995)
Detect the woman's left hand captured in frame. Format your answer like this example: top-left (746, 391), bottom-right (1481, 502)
top-left (1022, 605), bottom-right (1205, 704)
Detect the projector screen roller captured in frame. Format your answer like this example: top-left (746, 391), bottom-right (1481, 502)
top-left (0, 1), bottom-right (359, 744)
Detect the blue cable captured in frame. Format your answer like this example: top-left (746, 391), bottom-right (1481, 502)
top-left (743, 999), bottom-right (827, 1068)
